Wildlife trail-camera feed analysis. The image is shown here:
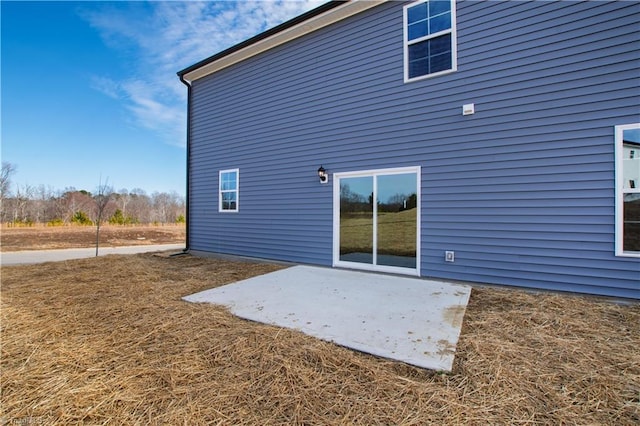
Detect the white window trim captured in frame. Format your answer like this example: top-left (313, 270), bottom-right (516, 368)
top-left (219, 168), bottom-right (239, 213)
top-left (332, 166), bottom-right (421, 277)
top-left (615, 123), bottom-right (640, 257)
top-left (403, 0), bottom-right (458, 83)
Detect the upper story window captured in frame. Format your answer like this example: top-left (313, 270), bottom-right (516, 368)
top-left (403, 0), bottom-right (457, 82)
top-left (615, 124), bottom-right (640, 257)
top-left (219, 169), bottom-right (239, 212)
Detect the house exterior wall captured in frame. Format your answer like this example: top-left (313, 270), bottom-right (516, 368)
top-left (187, 0), bottom-right (640, 298)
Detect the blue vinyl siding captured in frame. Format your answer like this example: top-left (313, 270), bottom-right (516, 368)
top-left (187, 1), bottom-right (640, 298)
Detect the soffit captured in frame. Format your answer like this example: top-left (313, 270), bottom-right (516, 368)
top-left (181, 0), bottom-right (386, 83)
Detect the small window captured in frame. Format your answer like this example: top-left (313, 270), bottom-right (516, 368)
top-left (404, 0), bottom-right (457, 82)
top-left (615, 124), bottom-right (640, 257)
top-left (219, 169), bottom-right (239, 212)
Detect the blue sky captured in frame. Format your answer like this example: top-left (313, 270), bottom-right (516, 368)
top-left (1, 0), bottom-right (323, 196)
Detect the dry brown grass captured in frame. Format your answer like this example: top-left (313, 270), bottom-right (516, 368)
top-left (0, 224), bottom-right (185, 252)
top-left (1, 253), bottom-right (638, 425)
top-left (340, 209), bottom-right (417, 257)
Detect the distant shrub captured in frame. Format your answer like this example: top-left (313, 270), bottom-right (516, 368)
top-left (47, 218), bottom-right (65, 227)
top-left (71, 211), bottom-right (93, 226)
top-left (109, 209), bottom-right (136, 225)
top-left (12, 219), bottom-right (34, 227)
top-left (175, 214), bottom-right (185, 224)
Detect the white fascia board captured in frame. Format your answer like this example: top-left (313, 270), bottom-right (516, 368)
top-left (182, 0), bottom-right (386, 83)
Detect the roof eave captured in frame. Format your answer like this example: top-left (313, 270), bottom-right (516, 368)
top-left (177, 0), bottom-right (386, 84)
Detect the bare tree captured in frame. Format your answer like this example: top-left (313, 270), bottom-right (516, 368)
top-left (128, 188), bottom-right (152, 223)
top-left (151, 191), bottom-right (185, 224)
top-left (151, 191), bottom-right (170, 223)
top-left (0, 162), bottom-right (15, 198)
top-left (12, 184), bottom-right (35, 223)
top-left (116, 188), bottom-right (132, 220)
top-left (0, 162), bottom-right (16, 221)
top-left (33, 184), bottom-right (56, 223)
top-left (94, 179), bottom-right (114, 256)
top-left (50, 189), bottom-right (68, 223)
top-left (61, 189), bottom-right (93, 223)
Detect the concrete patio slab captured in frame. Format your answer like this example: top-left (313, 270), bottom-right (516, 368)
top-left (184, 265), bottom-right (471, 371)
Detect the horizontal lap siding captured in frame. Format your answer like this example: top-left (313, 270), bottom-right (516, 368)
top-left (422, 0), bottom-right (639, 298)
top-left (189, 0), bottom-right (640, 298)
top-left (189, 3), bottom-right (401, 265)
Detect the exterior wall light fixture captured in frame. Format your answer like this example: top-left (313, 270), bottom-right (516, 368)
top-left (318, 166), bottom-right (328, 184)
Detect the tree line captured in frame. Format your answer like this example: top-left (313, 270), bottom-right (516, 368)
top-left (340, 183), bottom-right (417, 215)
top-left (0, 162), bottom-right (185, 226)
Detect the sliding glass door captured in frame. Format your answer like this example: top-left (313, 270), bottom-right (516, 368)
top-left (334, 167), bottom-right (420, 275)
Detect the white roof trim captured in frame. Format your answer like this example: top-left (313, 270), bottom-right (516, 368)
top-left (182, 0), bottom-right (386, 83)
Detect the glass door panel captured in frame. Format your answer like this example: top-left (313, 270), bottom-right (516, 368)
top-left (376, 173), bottom-right (417, 268)
top-left (339, 176), bottom-right (374, 264)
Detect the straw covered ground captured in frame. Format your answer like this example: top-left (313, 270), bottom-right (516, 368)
top-left (1, 253), bottom-right (638, 425)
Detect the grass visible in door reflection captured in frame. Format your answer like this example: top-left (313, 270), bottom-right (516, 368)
top-left (340, 208), bottom-right (416, 257)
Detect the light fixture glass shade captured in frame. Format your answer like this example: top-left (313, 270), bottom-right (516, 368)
top-left (318, 166), bottom-right (328, 183)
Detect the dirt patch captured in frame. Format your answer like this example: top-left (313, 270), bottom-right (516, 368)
top-left (442, 305), bottom-right (466, 328)
top-left (1, 253), bottom-right (638, 424)
top-left (0, 224), bottom-right (185, 252)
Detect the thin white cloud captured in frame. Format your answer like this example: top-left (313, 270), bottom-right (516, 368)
top-left (81, 0), bottom-right (326, 148)
top-left (90, 75), bottom-right (121, 99)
